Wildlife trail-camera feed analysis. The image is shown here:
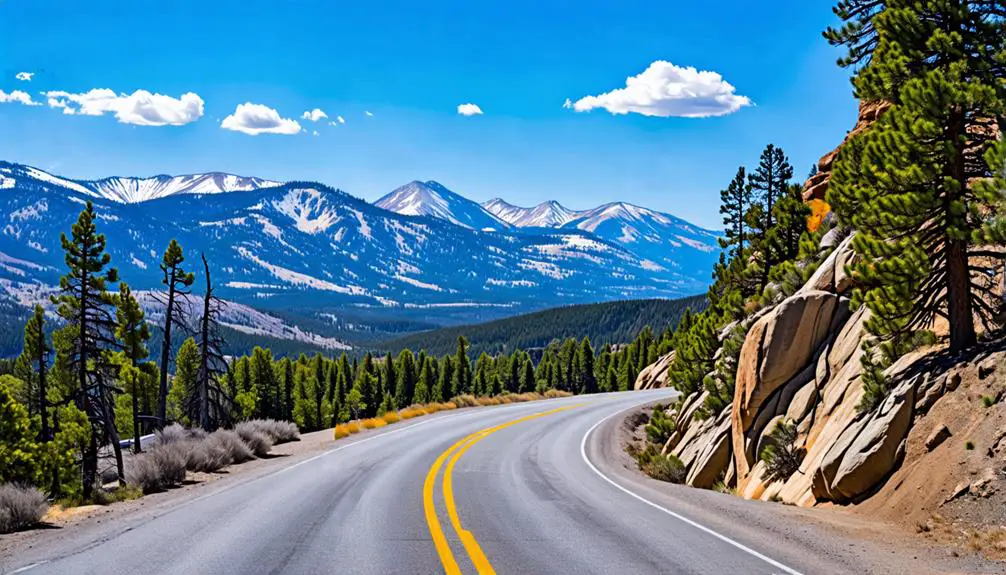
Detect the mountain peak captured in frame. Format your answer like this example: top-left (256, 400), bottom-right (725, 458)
top-left (374, 180), bottom-right (506, 230)
top-left (483, 197), bottom-right (580, 228)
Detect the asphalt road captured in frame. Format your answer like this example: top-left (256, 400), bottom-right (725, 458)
top-left (5, 391), bottom-right (917, 574)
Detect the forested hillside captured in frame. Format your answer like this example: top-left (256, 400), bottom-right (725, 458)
top-left (376, 296), bottom-right (706, 357)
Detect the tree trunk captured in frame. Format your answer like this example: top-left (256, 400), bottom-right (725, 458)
top-left (158, 269), bottom-right (177, 428)
top-left (131, 371), bottom-right (141, 454)
top-left (946, 106), bottom-right (977, 353)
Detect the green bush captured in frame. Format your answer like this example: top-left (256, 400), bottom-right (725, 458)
top-left (644, 405), bottom-right (676, 446)
top-left (760, 419), bottom-right (805, 483)
top-left (641, 454), bottom-right (687, 484)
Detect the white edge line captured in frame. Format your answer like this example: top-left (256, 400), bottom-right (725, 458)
top-left (579, 398), bottom-right (804, 575)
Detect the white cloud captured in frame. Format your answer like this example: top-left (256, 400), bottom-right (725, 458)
top-left (312, 130), bottom-right (319, 136)
top-left (337, 115), bottom-right (345, 124)
top-left (570, 60), bottom-right (751, 118)
top-left (364, 110), bottom-right (374, 117)
top-left (43, 89), bottom-right (204, 125)
top-left (15, 72), bottom-right (34, 82)
top-left (301, 108), bottom-right (328, 122)
top-left (221, 102), bottom-right (301, 135)
top-left (562, 98), bottom-right (572, 109)
top-left (0, 90), bottom-right (40, 106)
top-left (457, 103), bottom-right (483, 116)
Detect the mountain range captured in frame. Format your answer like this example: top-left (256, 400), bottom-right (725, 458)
top-left (0, 161), bottom-right (721, 352)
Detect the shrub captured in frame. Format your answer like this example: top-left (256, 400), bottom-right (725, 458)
top-left (641, 454), bottom-right (687, 484)
top-left (760, 419), bottom-right (805, 483)
top-left (361, 418), bottom-right (387, 430)
top-left (212, 430), bottom-right (254, 463)
top-left (0, 484), bottom-right (49, 533)
top-left (400, 407), bottom-right (427, 419)
top-left (151, 443), bottom-right (188, 485)
top-left (982, 395), bottom-right (996, 408)
top-left (966, 441), bottom-right (975, 451)
top-left (243, 419), bottom-right (300, 444)
top-left (235, 422), bottom-right (275, 457)
top-left (645, 406), bottom-right (676, 446)
top-left (333, 424), bottom-right (353, 439)
top-left (186, 434), bottom-right (233, 472)
top-left (381, 411), bottom-right (401, 424)
top-left (125, 454), bottom-right (169, 494)
top-left (156, 423), bottom-right (189, 446)
top-left (452, 395), bottom-right (478, 408)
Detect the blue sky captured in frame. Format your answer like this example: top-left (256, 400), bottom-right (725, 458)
top-left (0, 0), bottom-right (855, 229)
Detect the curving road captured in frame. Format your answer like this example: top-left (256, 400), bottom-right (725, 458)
top-left (5, 391), bottom-right (924, 574)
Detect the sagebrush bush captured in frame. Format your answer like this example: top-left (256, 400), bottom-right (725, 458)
top-left (235, 423), bottom-right (274, 457)
top-left (0, 484), bottom-right (49, 533)
top-left (333, 424), bottom-right (352, 439)
top-left (212, 429), bottom-right (254, 463)
top-left (126, 454), bottom-right (169, 494)
top-left (156, 423), bottom-right (189, 445)
top-left (152, 443), bottom-right (188, 485)
top-left (186, 434), bottom-right (232, 472)
top-left (243, 419), bottom-right (300, 444)
top-left (381, 411), bottom-right (401, 424)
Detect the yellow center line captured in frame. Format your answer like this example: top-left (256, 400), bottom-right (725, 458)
top-left (424, 405), bottom-right (581, 574)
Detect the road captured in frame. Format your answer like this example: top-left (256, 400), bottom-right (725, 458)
top-left (5, 390), bottom-right (930, 574)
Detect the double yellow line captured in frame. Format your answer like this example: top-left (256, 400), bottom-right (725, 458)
top-left (423, 405), bottom-right (578, 574)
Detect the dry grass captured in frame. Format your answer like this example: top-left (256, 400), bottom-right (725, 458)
top-left (361, 418), bottom-right (388, 429)
top-left (331, 391), bottom-right (572, 440)
top-left (0, 484), bottom-right (49, 533)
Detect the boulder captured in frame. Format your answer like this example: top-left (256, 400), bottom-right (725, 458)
top-left (925, 424), bottom-right (952, 451)
top-left (686, 409), bottom-right (733, 489)
top-left (804, 233), bottom-right (855, 295)
top-left (634, 351), bottom-right (675, 390)
top-left (732, 290), bottom-right (842, 478)
top-left (829, 378), bottom-right (915, 501)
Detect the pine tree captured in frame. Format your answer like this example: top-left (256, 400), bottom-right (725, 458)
top-left (415, 357), bottom-right (433, 404)
top-left (395, 349), bottom-right (417, 408)
top-left (719, 166), bottom-right (750, 259)
top-left (747, 144), bottom-right (794, 290)
top-left (452, 337), bottom-right (471, 396)
top-left (50, 201), bottom-right (123, 498)
top-left (768, 183), bottom-right (811, 267)
top-left (436, 355), bottom-right (454, 402)
top-left (155, 240), bottom-right (194, 429)
top-left (114, 283), bottom-right (152, 453)
top-left (828, 0), bottom-right (1006, 355)
top-left (167, 338), bottom-right (200, 425)
top-left (19, 305), bottom-right (51, 442)
top-left (577, 337), bottom-right (597, 394)
top-left (520, 357), bottom-right (534, 393)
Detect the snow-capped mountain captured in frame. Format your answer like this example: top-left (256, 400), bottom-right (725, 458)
top-left (0, 162), bottom-right (281, 204)
top-left (375, 180), bottom-right (508, 231)
top-left (0, 162), bottom-right (720, 310)
top-left (483, 198), bottom-right (581, 228)
top-left (562, 202), bottom-right (720, 276)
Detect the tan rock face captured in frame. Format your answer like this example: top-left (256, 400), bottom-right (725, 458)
top-left (802, 100), bottom-right (891, 203)
top-left (732, 290), bottom-right (842, 478)
top-left (633, 351), bottom-right (675, 390)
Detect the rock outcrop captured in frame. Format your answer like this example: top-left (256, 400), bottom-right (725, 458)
top-left (802, 100), bottom-right (890, 203)
top-left (634, 352), bottom-right (675, 390)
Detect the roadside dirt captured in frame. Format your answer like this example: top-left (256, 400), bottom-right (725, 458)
top-left (617, 402), bottom-right (1006, 575)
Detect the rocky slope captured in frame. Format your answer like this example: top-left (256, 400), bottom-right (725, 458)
top-left (633, 106), bottom-right (1006, 557)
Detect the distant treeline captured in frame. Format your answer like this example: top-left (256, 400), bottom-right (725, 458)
top-left (375, 296), bottom-right (707, 358)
